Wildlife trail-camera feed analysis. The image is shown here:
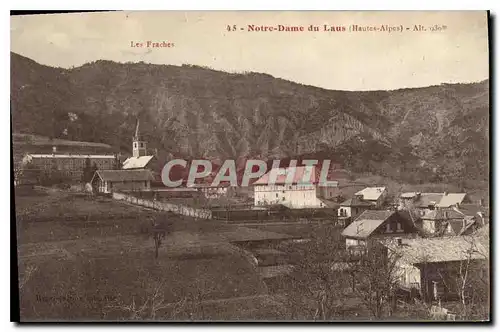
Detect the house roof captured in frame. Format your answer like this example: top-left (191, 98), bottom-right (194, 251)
top-left (355, 187), bottom-right (386, 201)
top-left (24, 154), bottom-right (116, 159)
top-left (414, 193), bottom-right (444, 208)
top-left (390, 236), bottom-right (488, 265)
top-left (122, 155), bottom-right (154, 170)
top-left (253, 166), bottom-right (322, 185)
top-left (401, 192), bottom-right (467, 208)
top-left (340, 196), bottom-right (373, 207)
top-left (342, 210), bottom-right (394, 239)
top-left (318, 199), bottom-right (340, 209)
top-left (437, 193), bottom-right (467, 208)
top-left (400, 192), bottom-right (420, 199)
top-left (93, 169), bottom-right (155, 182)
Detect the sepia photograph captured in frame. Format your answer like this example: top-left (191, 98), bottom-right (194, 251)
top-left (11, 10), bottom-right (490, 322)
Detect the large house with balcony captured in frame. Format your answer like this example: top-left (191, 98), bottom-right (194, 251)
top-left (253, 166), bottom-right (338, 209)
top-left (341, 210), bottom-right (418, 253)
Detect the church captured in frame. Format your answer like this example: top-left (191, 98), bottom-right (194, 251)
top-left (122, 120), bottom-right (156, 170)
top-left (90, 120), bottom-right (158, 194)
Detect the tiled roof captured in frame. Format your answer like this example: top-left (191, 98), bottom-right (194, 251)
top-left (253, 166), bottom-right (323, 185)
top-left (340, 196), bottom-right (373, 207)
top-left (437, 193), bottom-right (467, 208)
top-left (341, 210), bottom-right (394, 239)
top-left (391, 236), bottom-right (488, 265)
top-left (401, 192), bottom-right (468, 209)
top-left (122, 155), bottom-right (154, 169)
top-left (24, 154), bottom-right (115, 159)
top-left (414, 193), bottom-right (444, 208)
top-left (94, 169), bottom-right (155, 182)
top-left (355, 187), bottom-right (386, 201)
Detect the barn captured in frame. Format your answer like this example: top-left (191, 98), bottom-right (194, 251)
top-left (91, 169), bottom-right (155, 194)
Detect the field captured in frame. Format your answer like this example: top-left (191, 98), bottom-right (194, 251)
top-left (15, 187), bottom-right (324, 321)
top-left (15, 187), bottom-right (449, 321)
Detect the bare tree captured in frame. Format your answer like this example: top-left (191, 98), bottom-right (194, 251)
top-left (105, 279), bottom-right (171, 320)
top-left (279, 225), bottom-right (353, 320)
top-left (437, 236), bottom-right (489, 320)
top-left (353, 242), bottom-right (403, 319)
top-left (140, 214), bottom-right (169, 259)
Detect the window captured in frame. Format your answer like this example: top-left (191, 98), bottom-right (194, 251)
top-left (134, 142), bottom-right (137, 148)
top-left (282, 197), bottom-right (285, 201)
top-left (386, 223), bottom-right (393, 233)
top-left (276, 193), bottom-right (279, 198)
top-left (140, 142), bottom-right (144, 148)
top-left (396, 222), bottom-right (403, 232)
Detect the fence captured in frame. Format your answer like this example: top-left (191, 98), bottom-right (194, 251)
top-left (211, 207), bottom-right (338, 222)
top-left (112, 192), bottom-right (212, 219)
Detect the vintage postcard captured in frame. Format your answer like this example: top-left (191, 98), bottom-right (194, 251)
top-left (11, 11), bottom-right (490, 322)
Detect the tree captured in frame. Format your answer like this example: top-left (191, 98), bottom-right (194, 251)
top-left (140, 214), bottom-right (170, 259)
top-left (278, 225), bottom-right (353, 320)
top-left (437, 235), bottom-right (489, 320)
top-left (353, 242), bottom-right (403, 319)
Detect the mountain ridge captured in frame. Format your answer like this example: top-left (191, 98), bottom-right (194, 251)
top-left (10, 52), bottom-right (489, 186)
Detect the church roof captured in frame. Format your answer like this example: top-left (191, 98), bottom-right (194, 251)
top-left (122, 156), bottom-right (154, 170)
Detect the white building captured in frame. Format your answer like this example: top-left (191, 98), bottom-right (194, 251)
top-left (354, 186), bottom-right (387, 208)
top-left (122, 119), bottom-right (155, 170)
top-left (253, 166), bottom-right (338, 209)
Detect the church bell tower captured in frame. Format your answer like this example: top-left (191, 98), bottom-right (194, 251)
top-left (132, 119), bottom-right (147, 158)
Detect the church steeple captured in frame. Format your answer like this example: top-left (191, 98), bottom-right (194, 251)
top-left (132, 118), bottom-right (147, 157)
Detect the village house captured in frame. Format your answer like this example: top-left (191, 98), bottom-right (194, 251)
top-left (399, 192), bottom-right (468, 216)
top-left (458, 203), bottom-right (489, 226)
top-left (341, 210), bottom-right (418, 254)
top-left (21, 150), bottom-right (117, 182)
top-left (91, 169), bottom-right (155, 194)
top-left (388, 230), bottom-right (489, 302)
top-left (253, 166), bottom-right (338, 209)
top-left (420, 208), bottom-right (478, 236)
top-left (337, 196), bottom-right (373, 227)
top-left (354, 187), bottom-right (388, 208)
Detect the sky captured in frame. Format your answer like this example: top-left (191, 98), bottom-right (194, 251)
top-left (10, 11), bottom-right (489, 91)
